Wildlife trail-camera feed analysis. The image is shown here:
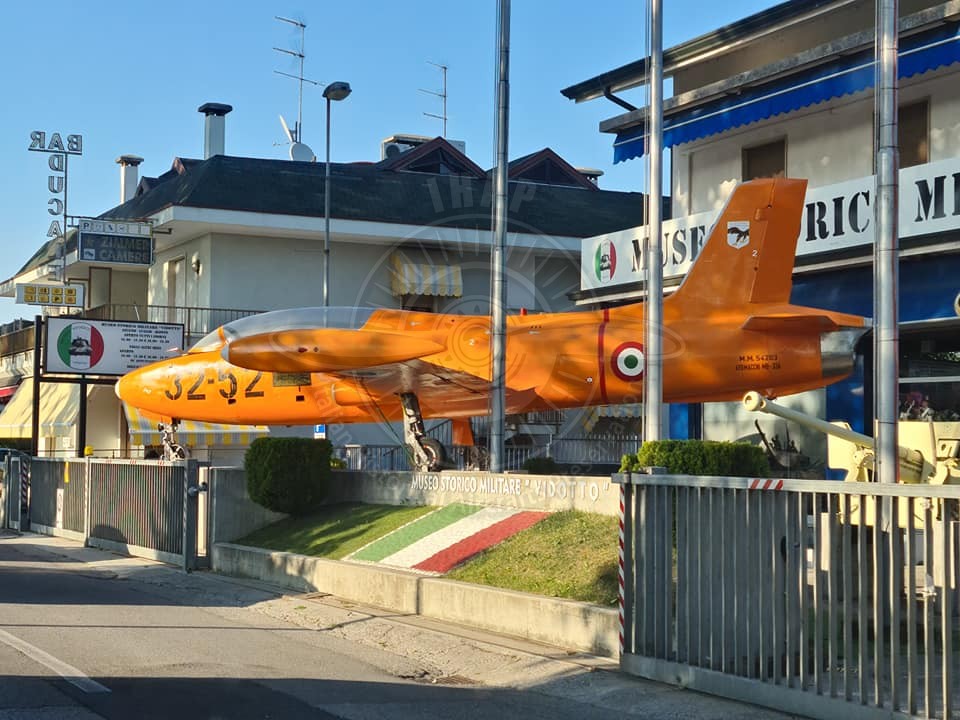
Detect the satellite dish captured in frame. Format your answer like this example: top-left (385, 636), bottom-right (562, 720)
top-left (289, 142), bottom-right (315, 162)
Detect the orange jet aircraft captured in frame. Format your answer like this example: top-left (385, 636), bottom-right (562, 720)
top-left (117, 177), bottom-right (870, 469)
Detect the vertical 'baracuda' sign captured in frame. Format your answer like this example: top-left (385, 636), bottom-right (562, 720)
top-left (28, 130), bottom-right (83, 244)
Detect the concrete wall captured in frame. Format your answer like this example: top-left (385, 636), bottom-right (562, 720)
top-left (212, 542), bottom-right (619, 657)
top-left (206, 467), bottom-right (287, 544)
top-left (328, 470), bottom-right (619, 516)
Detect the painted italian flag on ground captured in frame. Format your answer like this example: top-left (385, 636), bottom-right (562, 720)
top-left (56, 322), bottom-right (104, 371)
top-left (347, 503), bottom-right (549, 574)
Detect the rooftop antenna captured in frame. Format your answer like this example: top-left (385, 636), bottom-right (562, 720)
top-left (420, 61), bottom-right (448, 137)
top-left (273, 16), bottom-right (321, 146)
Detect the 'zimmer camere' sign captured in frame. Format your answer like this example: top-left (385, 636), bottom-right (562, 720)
top-left (45, 318), bottom-right (184, 376)
top-left (77, 219), bottom-right (153, 266)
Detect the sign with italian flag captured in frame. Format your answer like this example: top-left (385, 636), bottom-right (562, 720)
top-left (45, 317), bottom-right (184, 376)
top-left (56, 322), bottom-right (104, 370)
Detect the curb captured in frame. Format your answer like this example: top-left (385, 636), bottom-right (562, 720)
top-left (212, 542), bottom-right (619, 658)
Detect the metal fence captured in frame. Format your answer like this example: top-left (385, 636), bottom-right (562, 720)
top-left (88, 461), bottom-right (187, 557)
top-left (615, 472), bottom-right (960, 720)
top-left (7, 457), bottom-right (206, 570)
top-left (338, 436), bottom-right (638, 472)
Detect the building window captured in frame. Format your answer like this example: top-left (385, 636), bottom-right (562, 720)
top-left (742, 139), bottom-right (786, 181)
top-left (899, 100), bottom-right (929, 168)
top-left (898, 325), bottom-right (960, 421)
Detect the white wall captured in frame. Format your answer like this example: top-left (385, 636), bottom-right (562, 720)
top-left (85, 385), bottom-right (120, 456)
top-left (109, 268), bottom-right (148, 309)
top-left (703, 390), bottom-right (827, 472)
top-left (672, 64), bottom-right (960, 216)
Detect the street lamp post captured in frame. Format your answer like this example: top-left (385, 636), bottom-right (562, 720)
top-left (322, 81), bottom-right (352, 307)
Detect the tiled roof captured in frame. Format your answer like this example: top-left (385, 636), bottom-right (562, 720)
top-left (100, 154), bottom-right (645, 238)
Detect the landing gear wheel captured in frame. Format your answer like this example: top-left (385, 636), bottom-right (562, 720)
top-left (420, 437), bottom-right (447, 471)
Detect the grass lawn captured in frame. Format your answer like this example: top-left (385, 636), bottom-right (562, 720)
top-left (236, 502), bottom-right (436, 560)
top-left (237, 503), bottom-right (619, 606)
top-left (447, 510), bottom-right (619, 606)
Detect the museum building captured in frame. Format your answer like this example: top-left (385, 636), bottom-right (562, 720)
top-left (565, 0), bottom-right (960, 468)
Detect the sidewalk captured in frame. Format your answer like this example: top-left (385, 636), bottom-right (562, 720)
top-left (2, 532), bottom-right (800, 719)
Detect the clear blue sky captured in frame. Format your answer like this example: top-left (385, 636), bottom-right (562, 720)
top-left (0, 0), bottom-right (775, 325)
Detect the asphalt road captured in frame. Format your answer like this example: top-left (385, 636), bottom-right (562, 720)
top-left (0, 533), bottom-right (799, 720)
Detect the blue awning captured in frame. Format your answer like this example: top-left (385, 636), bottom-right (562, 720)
top-left (614, 23), bottom-right (960, 163)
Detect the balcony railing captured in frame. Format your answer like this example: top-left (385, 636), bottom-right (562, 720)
top-left (0, 305), bottom-right (262, 360)
top-left (0, 325), bottom-right (35, 357)
top-left (84, 304), bottom-right (262, 348)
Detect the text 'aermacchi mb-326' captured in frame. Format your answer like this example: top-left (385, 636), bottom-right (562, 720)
top-left (116, 178), bottom-right (870, 469)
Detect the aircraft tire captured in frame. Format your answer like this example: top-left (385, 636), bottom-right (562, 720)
top-left (420, 437), bottom-right (447, 471)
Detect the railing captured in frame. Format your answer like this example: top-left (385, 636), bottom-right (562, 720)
top-left (616, 472), bottom-right (960, 719)
top-left (336, 436), bottom-right (636, 472)
top-left (0, 325), bottom-right (35, 357)
top-left (16, 457), bottom-right (205, 569)
top-left (0, 305), bottom-right (262, 361)
top-left (550, 436), bottom-right (641, 465)
top-left (85, 304), bottom-right (262, 348)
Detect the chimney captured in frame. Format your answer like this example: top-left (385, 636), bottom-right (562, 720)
top-left (116, 155), bottom-right (144, 203)
top-left (198, 102), bottom-right (233, 159)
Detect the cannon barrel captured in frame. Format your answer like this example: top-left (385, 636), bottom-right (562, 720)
top-left (743, 391), bottom-right (874, 448)
top-left (743, 391), bottom-right (928, 480)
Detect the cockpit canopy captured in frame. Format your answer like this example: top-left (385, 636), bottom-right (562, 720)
top-left (189, 307), bottom-right (377, 353)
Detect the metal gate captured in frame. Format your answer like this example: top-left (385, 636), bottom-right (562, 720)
top-left (8, 457), bottom-right (208, 571)
top-left (615, 472), bottom-right (959, 720)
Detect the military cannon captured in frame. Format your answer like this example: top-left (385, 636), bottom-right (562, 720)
top-left (743, 391), bottom-right (960, 527)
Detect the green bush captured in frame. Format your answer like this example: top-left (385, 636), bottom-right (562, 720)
top-left (619, 439), bottom-right (769, 478)
top-left (245, 437), bottom-right (333, 515)
top-left (522, 455), bottom-right (561, 475)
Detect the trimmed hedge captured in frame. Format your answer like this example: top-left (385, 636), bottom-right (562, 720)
top-left (245, 437), bottom-right (333, 515)
top-left (620, 439), bottom-right (769, 478)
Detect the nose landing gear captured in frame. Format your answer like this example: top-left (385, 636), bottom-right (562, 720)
top-left (399, 393), bottom-right (448, 471)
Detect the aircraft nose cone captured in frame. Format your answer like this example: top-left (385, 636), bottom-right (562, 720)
top-left (115, 371), bottom-right (137, 403)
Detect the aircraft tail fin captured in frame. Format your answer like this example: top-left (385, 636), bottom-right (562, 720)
top-left (669, 177), bottom-right (807, 310)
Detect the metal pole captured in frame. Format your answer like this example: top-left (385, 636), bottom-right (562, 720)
top-left (77, 377), bottom-right (87, 458)
top-left (61, 153), bottom-right (68, 284)
top-left (297, 23), bottom-right (304, 142)
top-left (644, 0), bottom-right (664, 442)
top-left (31, 316), bottom-right (41, 458)
top-left (323, 96), bottom-right (331, 307)
top-left (489, 0), bottom-right (510, 473)
top-left (874, 0), bottom-right (899, 486)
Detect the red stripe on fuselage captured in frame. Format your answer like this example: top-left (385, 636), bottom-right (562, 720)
top-left (598, 308), bottom-right (610, 405)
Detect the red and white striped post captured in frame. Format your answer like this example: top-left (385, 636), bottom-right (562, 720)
top-left (618, 482), bottom-right (626, 654)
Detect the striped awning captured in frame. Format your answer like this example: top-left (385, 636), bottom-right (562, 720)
top-left (122, 403), bottom-right (269, 447)
top-left (0, 381), bottom-right (80, 438)
top-left (390, 254), bottom-right (462, 297)
top-left (582, 403), bottom-right (643, 433)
